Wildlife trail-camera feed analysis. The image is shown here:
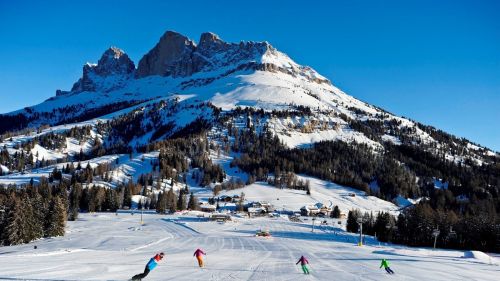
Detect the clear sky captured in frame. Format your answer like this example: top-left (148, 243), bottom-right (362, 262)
top-left (0, 0), bottom-right (499, 151)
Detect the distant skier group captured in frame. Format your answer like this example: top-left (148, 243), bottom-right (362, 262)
top-left (132, 250), bottom-right (394, 279)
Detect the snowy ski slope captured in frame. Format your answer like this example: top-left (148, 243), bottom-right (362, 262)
top-left (0, 213), bottom-right (497, 281)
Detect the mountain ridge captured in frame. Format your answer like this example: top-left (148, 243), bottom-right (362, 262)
top-left (1, 31), bottom-right (497, 160)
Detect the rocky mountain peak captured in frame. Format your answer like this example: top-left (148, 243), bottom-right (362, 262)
top-left (135, 31), bottom-right (197, 78)
top-left (70, 47), bottom-right (135, 92)
top-left (136, 31), bottom-right (280, 79)
top-left (198, 32), bottom-right (224, 48)
top-left (93, 46), bottom-right (135, 76)
top-left (100, 47), bottom-right (127, 61)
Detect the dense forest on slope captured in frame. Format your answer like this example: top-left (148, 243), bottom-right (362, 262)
top-left (228, 121), bottom-right (499, 252)
top-left (1, 105), bottom-right (499, 251)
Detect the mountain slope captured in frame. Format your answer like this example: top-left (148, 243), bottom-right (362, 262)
top-left (1, 30), bottom-right (499, 253)
top-left (1, 30), bottom-right (498, 193)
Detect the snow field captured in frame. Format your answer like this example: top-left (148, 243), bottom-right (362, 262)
top-left (0, 213), bottom-right (497, 281)
top-left (215, 178), bottom-right (400, 215)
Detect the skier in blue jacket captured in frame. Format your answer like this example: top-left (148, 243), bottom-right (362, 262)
top-left (132, 252), bottom-right (164, 280)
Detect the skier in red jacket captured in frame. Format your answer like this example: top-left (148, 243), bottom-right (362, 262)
top-left (296, 255), bottom-right (310, 274)
top-left (193, 248), bottom-right (206, 267)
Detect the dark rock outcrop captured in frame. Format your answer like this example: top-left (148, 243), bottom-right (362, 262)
top-left (135, 30), bottom-right (329, 85)
top-left (71, 47), bottom-right (135, 92)
top-left (135, 31), bottom-right (196, 78)
top-left (136, 31), bottom-right (271, 79)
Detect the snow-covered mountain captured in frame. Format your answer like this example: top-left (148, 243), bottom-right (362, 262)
top-left (1, 30), bottom-right (499, 255)
top-left (0, 30), bottom-right (496, 181)
top-left (1, 30), bottom-right (498, 208)
top-left (3, 31), bottom-right (495, 161)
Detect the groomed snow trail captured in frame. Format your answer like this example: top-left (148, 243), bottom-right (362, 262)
top-left (0, 213), bottom-right (497, 280)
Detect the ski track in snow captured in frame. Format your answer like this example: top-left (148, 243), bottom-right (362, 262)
top-left (0, 213), bottom-right (497, 281)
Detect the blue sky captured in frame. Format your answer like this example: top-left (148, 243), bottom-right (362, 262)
top-left (0, 0), bottom-right (499, 151)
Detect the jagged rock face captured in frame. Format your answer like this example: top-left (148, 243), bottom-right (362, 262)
top-left (136, 31), bottom-right (197, 78)
top-left (135, 31), bottom-right (329, 84)
top-left (193, 32), bottom-right (272, 73)
top-left (63, 31), bottom-right (328, 95)
top-left (71, 47), bottom-right (135, 92)
top-left (136, 31), bottom-right (272, 78)
top-left (93, 47), bottom-right (135, 76)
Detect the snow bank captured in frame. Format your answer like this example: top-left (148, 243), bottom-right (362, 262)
top-left (131, 195), bottom-right (149, 209)
top-left (31, 144), bottom-right (65, 161)
top-left (394, 195), bottom-right (413, 208)
top-left (0, 164), bottom-right (8, 173)
top-left (463, 251), bottom-right (499, 265)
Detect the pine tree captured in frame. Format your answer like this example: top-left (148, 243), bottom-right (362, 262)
top-left (156, 192), bottom-right (167, 214)
top-left (21, 194), bottom-right (42, 242)
top-left (188, 192), bottom-right (198, 210)
top-left (0, 203), bottom-right (7, 246)
top-left (166, 188), bottom-right (177, 213)
top-left (6, 198), bottom-right (24, 245)
top-left (45, 196), bottom-right (66, 237)
top-left (238, 192), bottom-right (245, 212)
top-left (177, 192), bottom-right (187, 211)
top-left (374, 212), bottom-right (395, 242)
top-left (346, 209), bottom-right (360, 233)
top-left (123, 184), bottom-right (132, 208)
top-left (331, 205), bottom-right (341, 218)
top-left (68, 184), bottom-right (81, 221)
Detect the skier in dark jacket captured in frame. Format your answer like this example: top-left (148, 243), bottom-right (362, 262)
top-left (380, 258), bottom-right (394, 274)
top-left (296, 255), bottom-right (310, 274)
top-left (132, 252), bottom-right (164, 280)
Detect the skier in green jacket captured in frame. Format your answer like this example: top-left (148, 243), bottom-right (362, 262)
top-left (380, 258), bottom-right (394, 274)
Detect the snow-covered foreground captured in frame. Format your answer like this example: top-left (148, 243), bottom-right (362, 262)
top-left (0, 213), bottom-right (497, 281)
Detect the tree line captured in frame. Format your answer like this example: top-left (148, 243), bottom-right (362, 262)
top-left (346, 203), bottom-right (499, 253)
top-left (0, 182), bottom-right (67, 246)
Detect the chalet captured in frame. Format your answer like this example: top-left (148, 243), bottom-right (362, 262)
top-left (300, 205), bottom-right (319, 216)
top-left (300, 203), bottom-right (332, 216)
top-left (210, 214), bottom-right (231, 222)
top-left (200, 203), bottom-right (216, 212)
top-left (247, 201), bottom-right (273, 212)
top-left (219, 195), bottom-right (233, 203)
top-left (248, 207), bottom-right (266, 217)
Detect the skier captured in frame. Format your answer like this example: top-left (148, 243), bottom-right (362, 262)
top-left (193, 248), bottom-right (206, 267)
top-left (380, 258), bottom-right (395, 274)
top-left (296, 255), bottom-right (310, 274)
top-left (131, 252), bottom-right (164, 280)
